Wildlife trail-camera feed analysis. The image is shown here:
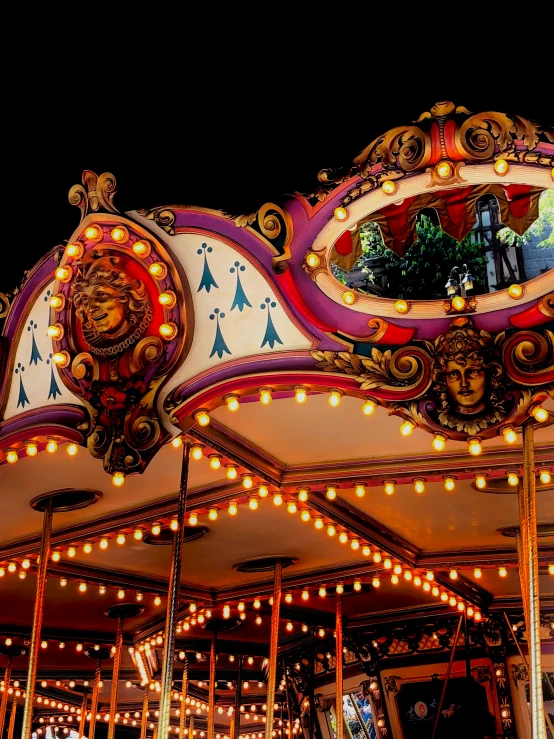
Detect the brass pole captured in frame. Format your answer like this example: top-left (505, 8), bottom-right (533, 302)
top-left (0, 655), bottom-right (13, 736)
top-left (179, 659), bottom-right (188, 739)
top-left (522, 418), bottom-right (546, 739)
top-left (7, 694), bottom-right (17, 739)
top-left (78, 689), bottom-right (88, 738)
top-left (233, 656), bottom-right (242, 739)
top-left (431, 615), bottom-right (463, 739)
top-left (229, 714), bottom-right (235, 739)
top-left (88, 659), bottom-right (102, 739)
top-left (265, 562), bottom-right (282, 739)
top-left (21, 497), bottom-right (53, 739)
top-left (188, 716), bottom-right (194, 739)
top-left (208, 632), bottom-right (217, 739)
top-left (107, 615), bottom-right (124, 739)
top-left (159, 440), bottom-right (191, 735)
top-left (335, 593), bottom-right (343, 739)
top-left (140, 688), bottom-right (149, 739)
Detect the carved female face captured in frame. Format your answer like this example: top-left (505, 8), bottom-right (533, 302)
top-left (445, 358), bottom-right (486, 411)
top-left (77, 284), bottom-right (127, 335)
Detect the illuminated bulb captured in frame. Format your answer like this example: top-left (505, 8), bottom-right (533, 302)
top-left (300, 509), bottom-right (310, 522)
top-left (78, 582), bottom-right (87, 593)
top-left (507, 473), bottom-right (519, 487)
top-left (503, 426), bottom-right (517, 444)
top-left (381, 179), bottom-right (397, 195)
top-left (474, 611), bottom-right (482, 622)
top-left (423, 581), bottom-right (431, 592)
top-left (55, 266), bottom-right (72, 282)
top-left (259, 387), bottom-right (272, 405)
top-left (327, 524), bottom-right (336, 537)
top-left (318, 586), bottom-right (326, 597)
top-left (449, 597), bottom-right (457, 607)
top-left (393, 565), bottom-right (402, 575)
top-left (400, 420), bottom-right (415, 436)
top-left (404, 570), bottom-right (412, 581)
top-left (25, 441), bottom-right (38, 457)
top-left (133, 528), bottom-right (143, 540)
top-left (432, 586), bottom-right (440, 597)
top-left (336, 583), bottom-right (344, 594)
top-left (297, 488), bottom-right (309, 502)
top-left (449, 569), bottom-right (458, 580)
top-left (457, 602), bottom-right (465, 612)
top-left (425, 571), bottom-right (434, 581)
top-left (318, 628), bottom-right (325, 638)
top-left (111, 227), bottom-right (127, 242)
top-left (494, 159), bottom-right (509, 175)
top-left (136, 592), bottom-right (143, 602)
top-left (373, 552), bottom-right (382, 563)
top-left (342, 290), bottom-right (356, 305)
top-left (326, 485), bottom-right (337, 500)
top-left (51, 550), bottom-right (61, 562)
top-left (306, 252), bottom-right (321, 269)
top-left (226, 465), bottom-right (238, 480)
top-left (21, 558), bottom-right (31, 569)
top-left (531, 406), bottom-right (549, 423)
top-left (362, 398), bottom-right (376, 416)
top-left (301, 590), bottom-right (309, 601)
top-left (287, 500), bottom-right (297, 514)
top-left (112, 471), bottom-right (125, 487)
top-left (437, 161), bottom-right (452, 179)
top-left (84, 225), bottom-right (101, 240)
top-left (474, 568), bottom-right (482, 579)
top-left (6, 449), bottom-right (18, 464)
top-left (384, 481), bottom-right (395, 496)
top-left (372, 577), bottom-right (380, 588)
top-left (132, 239), bottom-right (150, 257)
top-left (149, 262), bottom-right (166, 279)
top-left (188, 512), bottom-right (198, 526)
top-left (286, 622), bottom-right (293, 632)
top-left (171, 436), bottom-right (183, 449)
top-left (170, 518), bottom-right (178, 531)
top-left (253, 598), bottom-right (261, 609)
top-left (154, 595), bottom-right (162, 606)
top-left (237, 601), bottom-right (245, 612)
top-left (47, 324), bottom-right (63, 339)
top-left (255, 615), bottom-right (262, 625)
top-left (223, 605), bottom-right (231, 619)
top-left (413, 479), bottom-right (425, 494)
top-left (548, 564), bottom-right (554, 575)
top-left (225, 394), bottom-right (240, 412)
top-left (46, 438), bottom-right (58, 453)
top-left (248, 496), bottom-right (259, 511)
top-left (506, 283), bottom-right (524, 301)
top-left (99, 538), bottom-right (109, 550)
top-left (118, 589), bottom-right (125, 599)
top-left (228, 501), bottom-right (238, 516)
top-left (209, 454), bottom-right (221, 470)
top-left (19, 570), bottom-right (26, 579)
top-left (468, 438), bottom-right (482, 456)
top-left (432, 433), bottom-right (447, 452)
top-left (67, 547), bottom-right (76, 558)
top-left (194, 410), bottom-right (210, 426)
top-left (50, 293), bottom-right (64, 309)
top-left (391, 574), bottom-right (399, 585)
top-left (258, 484), bottom-right (269, 498)
top-left (273, 492), bottom-right (283, 506)
top-left (475, 474), bottom-right (487, 490)
top-left (8, 562), bottom-right (16, 572)
top-left (160, 322), bottom-right (178, 340)
top-left (334, 206), bottom-right (348, 221)
top-left (355, 483), bottom-right (366, 497)
top-left (41, 641), bottom-right (48, 649)
top-left (413, 575), bottom-right (422, 587)
top-left (328, 389), bottom-right (342, 407)
top-left (242, 474), bottom-right (253, 489)
top-left (314, 517), bottom-right (324, 530)
top-left (52, 351), bottom-right (70, 367)
top-left (294, 386), bottom-right (307, 404)
top-left (353, 580), bottom-right (362, 592)
top-left (498, 566), bottom-right (508, 578)
top-left (394, 299), bottom-right (409, 315)
top-left (540, 469), bottom-right (552, 484)
top-left (350, 538), bottom-right (360, 550)
top-left (284, 592), bottom-right (293, 603)
top-left (444, 477), bottom-right (456, 492)
top-left (339, 532), bottom-right (348, 544)
top-left (66, 443), bottom-right (79, 456)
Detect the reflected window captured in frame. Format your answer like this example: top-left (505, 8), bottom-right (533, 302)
top-left (326, 690), bottom-right (376, 739)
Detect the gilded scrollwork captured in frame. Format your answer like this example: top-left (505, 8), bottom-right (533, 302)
top-left (136, 206), bottom-right (177, 235)
top-left (234, 202), bottom-right (293, 269)
top-left (68, 170), bottom-right (118, 221)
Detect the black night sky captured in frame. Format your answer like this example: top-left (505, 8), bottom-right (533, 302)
top-left (4, 29), bottom-right (552, 295)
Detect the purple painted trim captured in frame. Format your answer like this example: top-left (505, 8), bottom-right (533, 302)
top-left (0, 404), bottom-right (86, 440)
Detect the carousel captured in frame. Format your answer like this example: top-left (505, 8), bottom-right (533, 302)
top-left (0, 101), bottom-right (553, 739)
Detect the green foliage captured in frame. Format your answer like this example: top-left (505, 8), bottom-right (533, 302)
top-left (359, 215), bottom-right (488, 300)
top-left (498, 189), bottom-right (554, 248)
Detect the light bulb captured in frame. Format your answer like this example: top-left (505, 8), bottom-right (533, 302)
top-left (475, 474), bottom-right (487, 489)
top-left (328, 389), bottom-right (342, 407)
top-left (253, 598), bottom-right (261, 609)
top-left (498, 566), bottom-right (507, 577)
top-left (66, 443), bottom-right (78, 456)
top-left (494, 159), bottom-right (509, 175)
top-left (25, 442), bottom-right (38, 456)
top-left (391, 574), bottom-right (399, 585)
top-left (474, 568), bottom-right (482, 579)
top-left (549, 564), bottom-right (554, 575)
top-left (67, 547), bottom-right (76, 558)
top-left (468, 437), bottom-right (482, 456)
top-left (373, 552), bottom-right (382, 563)
top-left (188, 513), bottom-right (198, 526)
top-left (273, 492), bottom-right (283, 506)
top-left (413, 479), bottom-right (425, 494)
top-left (362, 398), bottom-right (376, 416)
top-left (99, 538), bottom-right (109, 550)
top-left (84, 225), bottom-right (101, 240)
top-left (350, 538), bottom-right (360, 550)
top-left (372, 577), bottom-right (380, 588)
top-left (209, 454), bottom-right (221, 470)
top-left (425, 571), bottom-right (434, 581)
top-left (55, 266), bottom-right (72, 282)
top-left (449, 569), bottom-right (458, 580)
top-left (404, 570), bottom-right (412, 581)
top-left (154, 595), bottom-right (162, 606)
top-left (22, 558), bottom-right (31, 569)
top-left (449, 597), bottom-right (457, 607)
top-left (294, 386), bottom-right (307, 404)
top-left (136, 592), bottom-right (143, 602)
top-left (51, 550), bottom-right (61, 562)
top-left (78, 582), bottom-right (87, 593)
top-left (400, 421), bottom-right (415, 436)
top-left (444, 477), bottom-right (456, 492)
top-left (437, 161), bottom-right (453, 179)
top-left (133, 528), bottom-right (143, 540)
top-left (49, 293), bottom-right (64, 309)
top-left (327, 524), bottom-right (336, 537)
top-left (297, 487), bottom-right (309, 502)
top-left (355, 483), bottom-right (366, 497)
top-left (353, 580), bottom-right (362, 591)
top-left (83, 541), bottom-right (93, 553)
top-left (384, 481), bottom-right (395, 496)
top-left (284, 592), bottom-right (293, 603)
top-left (432, 434), bottom-right (447, 452)
top-left (287, 500), bottom-right (297, 514)
top-left (457, 602), bottom-right (465, 612)
top-left (502, 427), bottom-right (517, 444)
top-left (171, 436), bottom-right (183, 448)
top-left (6, 449), bottom-right (18, 464)
top-left (242, 474), bottom-right (253, 489)
top-left (342, 290), bottom-right (356, 305)
top-left (314, 517), bottom-right (324, 530)
top-left (432, 586), bottom-right (440, 597)
top-left (336, 583), bottom-right (344, 594)
top-left (248, 497), bottom-right (259, 511)
top-left (423, 581), bottom-right (431, 592)
top-left (112, 471), bottom-right (125, 487)
top-left (508, 283), bottom-right (524, 299)
top-left (474, 611), bottom-right (482, 622)
top-left (149, 262), bottom-right (166, 279)
top-left (225, 394), bottom-right (240, 412)
top-left (133, 240), bottom-right (150, 257)
top-left (326, 485), bottom-right (337, 500)
top-left (228, 501), bottom-right (238, 516)
top-left (339, 531), bottom-right (348, 544)
top-left (318, 586), bottom-right (326, 597)
top-left (394, 299), bottom-right (409, 314)
top-left (393, 564), bottom-right (402, 575)
top-left (226, 465), bottom-right (238, 480)
top-left (334, 206), bottom-right (349, 221)
top-left (110, 227), bottom-right (127, 242)
top-left (258, 484), bottom-right (269, 497)
top-left (170, 518), bottom-right (178, 531)
top-left (259, 388), bottom-right (272, 405)
top-left (381, 179), bottom-right (397, 195)
top-left (301, 590), bottom-right (309, 601)
top-left (117, 589), bottom-right (125, 599)
top-left (540, 469), bottom-right (552, 484)
top-left (194, 410), bottom-right (210, 427)
top-left (300, 509), bottom-right (310, 522)
top-left (46, 438), bottom-right (58, 453)
top-left (507, 473), bottom-right (519, 487)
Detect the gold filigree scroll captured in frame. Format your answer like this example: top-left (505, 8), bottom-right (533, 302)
top-left (502, 329), bottom-right (554, 386)
top-left (136, 206), bottom-right (177, 235)
top-left (68, 171), bottom-right (118, 222)
top-left (311, 346), bottom-right (432, 395)
top-left (353, 125), bottom-right (431, 176)
top-left (234, 202), bottom-right (293, 270)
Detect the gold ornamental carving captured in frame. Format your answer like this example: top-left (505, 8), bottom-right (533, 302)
top-left (68, 171), bottom-right (118, 222)
top-left (234, 202), bottom-right (294, 270)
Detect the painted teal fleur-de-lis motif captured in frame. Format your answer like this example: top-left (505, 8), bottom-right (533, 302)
top-left (260, 297), bottom-right (283, 349)
top-left (28, 319), bottom-right (43, 365)
top-left (230, 261), bottom-right (252, 312)
top-left (46, 353), bottom-right (62, 400)
top-left (209, 308), bottom-right (231, 359)
top-left (197, 243), bottom-right (219, 293)
top-left (15, 362), bottom-right (30, 408)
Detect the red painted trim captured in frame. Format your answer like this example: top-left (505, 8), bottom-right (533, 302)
top-left (510, 303), bottom-right (553, 329)
top-left (378, 323), bottom-right (416, 344)
top-left (276, 269), bottom-right (337, 333)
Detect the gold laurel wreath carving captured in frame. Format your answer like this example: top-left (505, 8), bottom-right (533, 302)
top-left (136, 206), bottom-right (177, 235)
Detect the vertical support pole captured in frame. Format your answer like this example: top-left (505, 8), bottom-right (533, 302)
top-left (159, 440), bottom-right (191, 736)
top-left (335, 593), bottom-right (343, 739)
top-left (463, 610), bottom-right (471, 682)
top-left (7, 695), bottom-right (17, 739)
top-left (0, 655), bottom-right (13, 737)
top-left (107, 615), bottom-right (124, 739)
top-left (229, 714), bottom-right (235, 739)
top-left (522, 418), bottom-right (546, 739)
top-left (21, 497), bottom-right (53, 739)
top-left (208, 631), bottom-right (217, 739)
top-left (309, 630), bottom-right (315, 739)
top-left (140, 688), bottom-right (149, 739)
top-left (188, 717), bottom-right (194, 739)
top-left (233, 656), bottom-right (242, 739)
top-left (78, 690), bottom-right (88, 738)
top-left (179, 659), bottom-right (188, 739)
top-left (265, 562), bottom-right (282, 739)
top-left (431, 615), bottom-right (463, 739)
top-left (88, 660), bottom-right (102, 739)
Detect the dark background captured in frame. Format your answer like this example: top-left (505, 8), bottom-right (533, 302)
top-left (4, 29), bottom-right (552, 294)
